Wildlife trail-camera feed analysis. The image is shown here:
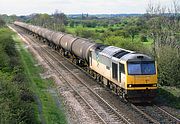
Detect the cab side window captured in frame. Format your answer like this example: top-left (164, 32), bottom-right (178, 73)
top-left (119, 63), bottom-right (125, 82)
top-left (112, 62), bottom-right (118, 80)
top-left (90, 52), bottom-right (92, 66)
top-left (119, 63), bottom-right (125, 74)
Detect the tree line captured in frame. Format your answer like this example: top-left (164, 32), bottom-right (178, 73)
top-left (26, 10), bottom-right (68, 32)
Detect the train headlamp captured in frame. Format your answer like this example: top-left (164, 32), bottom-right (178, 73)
top-left (128, 84), bottom-right (132, 87)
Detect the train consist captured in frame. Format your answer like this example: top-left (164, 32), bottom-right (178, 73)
top-left (14, 21), bottom-right (158, 102)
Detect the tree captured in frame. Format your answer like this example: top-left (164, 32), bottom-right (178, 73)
top-left (51, 10), bottom-right (68, 32)
top-left (53, 9), bottom-right (68, 26)
top-left (146, 0), bottom-right (180, 56)
top-left (125, 26), bottom-right (139, 42)
top-left (146, 0), bottom-right (180, 87)
top-left (29, 13), bottom-right (51, 27)
top-left (0, 17), bottom-right (5, 27)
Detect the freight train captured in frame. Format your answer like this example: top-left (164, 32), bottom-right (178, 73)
top-left (14, 21), bottom-right (158, 102)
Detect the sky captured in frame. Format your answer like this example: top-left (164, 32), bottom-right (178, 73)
top-left (0, 0), bottom-right (175, 16)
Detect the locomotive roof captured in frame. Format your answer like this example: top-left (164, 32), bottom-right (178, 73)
top-left (99, 46), bottom-right (153, 62)
top-left (100, 46), bottom-right (134, 59)
top-left (120, 53), bottom-right (153, 62)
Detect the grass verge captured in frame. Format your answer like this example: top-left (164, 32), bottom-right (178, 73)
top-left (12, 34), bottom-right (67, 124)
top-left (156, 86), bottom-right (180, 109)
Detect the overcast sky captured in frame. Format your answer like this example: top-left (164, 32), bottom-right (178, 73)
top-left (0, 0), bottom-right (174, 15)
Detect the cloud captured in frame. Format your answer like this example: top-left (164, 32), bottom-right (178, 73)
top-left (0, 0), bottom-right (174, 15)
top-left (49, 0), bottom-right (71, 5)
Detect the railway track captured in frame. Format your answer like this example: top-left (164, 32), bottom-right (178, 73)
top-left (131, 104), bottom-right (180, 124)
top-left (34, 47), bottom-right (107, 124)
top-left (13, 26), bottom-right (132, 124)
top-left (156, 106), bottom-right (180, 122)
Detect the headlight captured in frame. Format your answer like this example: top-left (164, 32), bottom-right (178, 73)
top-left (128, 84), bottom-right (132, 87)
top-left (153, 84), bottom-right (157, 87)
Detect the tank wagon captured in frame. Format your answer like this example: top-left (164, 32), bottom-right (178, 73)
top-left (14, 21), bottom-right (158, 102)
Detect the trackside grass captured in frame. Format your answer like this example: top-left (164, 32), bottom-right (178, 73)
top-left (12, 34), bottom-right (67, 124)
top-left (156, 86), bottom-right (180, 109)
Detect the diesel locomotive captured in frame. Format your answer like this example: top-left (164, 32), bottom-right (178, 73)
top-left (14, 21), bottom-right (158, 102)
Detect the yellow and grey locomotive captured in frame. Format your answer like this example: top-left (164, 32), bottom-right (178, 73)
top-left (14, 21), bottom-right (158, 102)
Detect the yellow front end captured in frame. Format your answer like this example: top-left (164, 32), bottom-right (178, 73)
top-left (126, 75), bottom-right (158, 90)
top-left (124, 61), bottom-right (158, 100)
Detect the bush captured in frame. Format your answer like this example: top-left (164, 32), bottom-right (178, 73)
top-left (157, 46), bottom-right (180, 87)
top-left (59, 25), bottom-right (66, 32)
top-left (0, 28), bottom-right (36, 123)
top-left (75, 27), bottom-right (95, 38)
top-left (82, 20), bottom-right (97, 28)
top-left (100, 30), bottom-right (114, 40)
top-left (114, 30), bottom-right (129, 38)
top-left (0, 71), bottom-right (35, 123)
top-left (95, 29), bottom-right (105, 33)
top-left (104, 36), bottom-right (147, 52)
top-left (140, 34), bottom-right (148, 42)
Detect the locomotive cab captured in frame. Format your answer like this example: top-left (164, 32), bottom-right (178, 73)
top-left (124, 54), bottom-right (158, 102)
